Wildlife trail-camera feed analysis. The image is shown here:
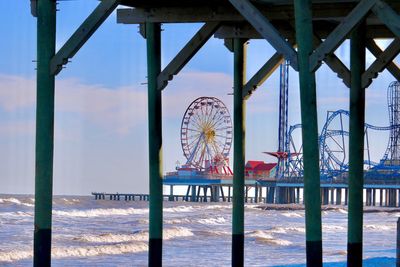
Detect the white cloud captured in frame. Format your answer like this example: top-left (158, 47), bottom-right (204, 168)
top-left (0, 71), bottom-right (241, 136)
top-left (0, 74), bottom-right (36, 111)
top-left (0, 120), bottom-right (35, 136)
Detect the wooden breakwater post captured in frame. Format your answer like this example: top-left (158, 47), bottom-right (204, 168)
top-left (397, 217), bottom-right (400, 267)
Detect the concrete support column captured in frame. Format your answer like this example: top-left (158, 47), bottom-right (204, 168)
top-left (34, 1), bottom-right (56, 265)
top-left (146, 22), bottom-right (163, 267)
top-left (191, 185), bottom-right (197, 202)
top-left (336, 188), bottom-right (342, 205)
top-left (294, 1), bottom-right (323, 265)
top-left (347, 22), bottom-right (366, 267)
top-left (232, 38), bottom-right (246, 267)
top-left (169, 185), bottom-right (174, 201)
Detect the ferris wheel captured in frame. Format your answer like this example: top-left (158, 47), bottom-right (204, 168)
top-left (180, 97), bottom-right (232, 170)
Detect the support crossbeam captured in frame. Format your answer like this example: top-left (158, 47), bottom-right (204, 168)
top-left (242, 32), bottom-right (351, 100)
top-left (243, 52), bottom-right (283, 100)
top-left (313, 36), bottom-right (351, 88)
top-left (362, 38), bottom-right (400, 88)
top-left (228, 0), bottom-right (298, 70)
top-left (157, 22), bottom-right (220, 90)
top-left (309, 0), bottom-right (377, 72)
top-left (366, 39), bottom-right (400, 82)
top-left (50, 0), bottom-right (119, 75)
top-left (372, 0), bottom-right (400, 38)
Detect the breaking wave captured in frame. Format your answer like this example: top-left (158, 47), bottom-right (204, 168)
top-left (197, 217), bottom-right (226, 225)
top-left (0, 198), bottom-right (34, 207)
top-left (269, 226), bottom-right (305, 234)
top-left (75, 227), bottom-right (193, 243)
top-left (0, 211), bottom-right (33, 217)
top-left (322, 225), bottom-right (346, 232)
top-left (247, 230), bottom-right (292, 246)
top-left (0, 243), bottom-right (148, 263)
top-left (52, 205), bottom-right (205, 217)
top-left (53, 207), bottom-right (149, 217)
top-left (0, 227), bottom-right (193, 263)
top-left (281, 212), bottom-right (303, 218)
top-left (364, 224), bottom-right (395, 231)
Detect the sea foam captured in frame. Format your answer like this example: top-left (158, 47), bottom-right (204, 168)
top-left (75, 227), bottom-right (193, 244)
top-left (0, 198), bottom-right (34, 207)
top-left (53, 207), bottom-right (149, 217)
top-left (247, 230), bottom-right (293, 246)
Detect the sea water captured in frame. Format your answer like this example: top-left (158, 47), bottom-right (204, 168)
top-left (0, 195), bottom-right (396, 266)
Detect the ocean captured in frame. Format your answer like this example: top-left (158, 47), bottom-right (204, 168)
top-left (0, 195), bottom-right (397, 266)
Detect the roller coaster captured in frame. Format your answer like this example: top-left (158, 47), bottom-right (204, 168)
top-left (285, 81), bottom-right (400, 181)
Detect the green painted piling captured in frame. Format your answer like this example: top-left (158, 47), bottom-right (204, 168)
top-left (232, 38), bottom-right (246, 267)
top-left (294, 1), bottom-right (323, 266)
top-left (146, 22), bottom-right (163, 267)
top-left (347, 22), bottom-right (365, 267)
top-left (34, 0), bottom-right (56, 266)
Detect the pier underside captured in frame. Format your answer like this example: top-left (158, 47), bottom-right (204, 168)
top-left (31, 0), bottom-right (400, 266)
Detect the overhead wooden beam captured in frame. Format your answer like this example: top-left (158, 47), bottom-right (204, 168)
top-left (243, 52), bottom-right (283, 100)
top-left (50, 0), bottom-right (119, 75)
top-left (241, 32), bottom-right (351, 100)
top-left (214, 23), bottom-right (394, 39)
top-left (30, 0), bottom-right (37, 17)
top-left (372, 0), bottom-right (400, 38)
top-left (366, 39), bottom-right (400, 82)
top-left (309, 0), bottom-right (377, 72)
top-left (228, 0), bottom-right (298, 70)
top-left (157, 22), bottom-right (220, 90)
top-left (116, 3), bottom-right (371, 24)
top-left (363, 38), bottom-right (400, 87)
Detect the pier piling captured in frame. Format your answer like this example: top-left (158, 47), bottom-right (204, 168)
top-left (146, 22), bottom-right (163, 267)
top-left (232, 38), bottom-right (246, 267)
top-left (347, 21), bottom-right (366, 266)
top-left (34, 1), bottom-right (56, 265)
top-left (294, 0), bottom-right (323, 265)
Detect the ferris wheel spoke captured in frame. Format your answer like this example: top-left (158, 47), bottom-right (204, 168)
top-left (186, 128), bottom-right (202, 133)
top-left (190, 115), bottom-right (204, 129)
top-left (186, 134), bottom-right (203, 149)
top-left (209, 112), bottom-right (226, 127)
top-left (205, 102), bottom-right (216, 125)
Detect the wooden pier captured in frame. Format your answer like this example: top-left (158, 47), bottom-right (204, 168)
top-left (92, 181), bottom-right (400, 207)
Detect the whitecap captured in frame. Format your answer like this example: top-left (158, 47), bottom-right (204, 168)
top-left (163, 206), bottom-right (195, 213)
top-left (0, 211), bottom-right (33, 217)
top-left (0, 249), bottom-right (32, 263)
top-left (197, 217), bottom-right (226, 225)
top-left (164, 218), bottom-right (191, 224)
top-left (322, 224), bottom-right (346, 232)
top-left (269, 226), bottom-right (305, 234)
top-left (247, 230), bottom-right (292, 246)
top-left (281, 212), bottom-right (303, 218)
top-left (364, 224), bottom-right (394, 231)
top-left (75, 227), bottom-right (193, 244)
top-left (53, 207), bottom-right (148, 217)
top-left (0, 198), bottom-right (34, 207)
top-left (0, 243), bottom-right (149, 263)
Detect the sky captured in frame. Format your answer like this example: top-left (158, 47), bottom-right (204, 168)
top-left (0, 1), bottom-right (398, 195)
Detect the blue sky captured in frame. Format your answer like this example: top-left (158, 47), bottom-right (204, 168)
top-left (0, 1), bottom-right (398, 195)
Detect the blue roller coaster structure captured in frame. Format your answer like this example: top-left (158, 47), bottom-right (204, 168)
top-left (285, 81), bottom-right (400, 181)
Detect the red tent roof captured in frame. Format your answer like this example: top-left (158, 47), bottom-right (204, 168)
top-left (254, 163), bottom-right (277, 171)
top-left (245, 160), bottom-right (264, 169)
